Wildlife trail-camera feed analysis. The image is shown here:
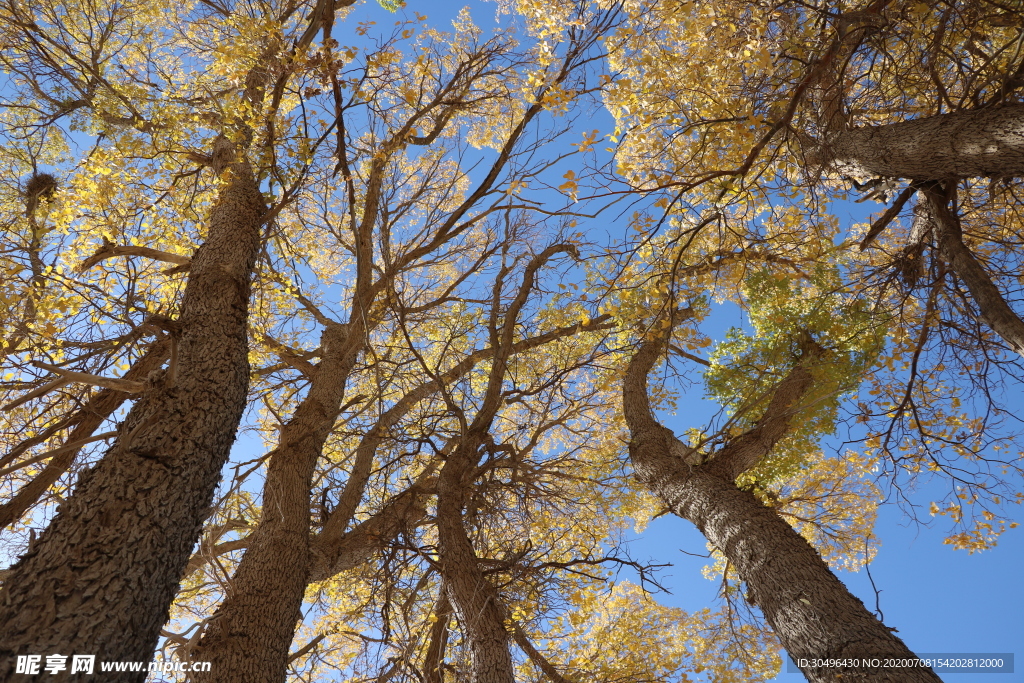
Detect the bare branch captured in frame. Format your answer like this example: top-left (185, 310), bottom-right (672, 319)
top-left (78, 242), bottom-right (192, 273)
top-left (29, 361), bottom-right (146, 394)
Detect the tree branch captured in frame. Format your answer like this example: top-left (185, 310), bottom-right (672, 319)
top-left (78, 242), bottom-right (192, 273)
top-left (925, 182), bottom-right (1024, 357)
top-left (0, 431), bottom-right (117, 477)
top-left (511, 623), bottom-right (578, 683)
top-left (29, 361), bottom-right (146, 394)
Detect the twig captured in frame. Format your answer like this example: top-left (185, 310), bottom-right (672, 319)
top-left (30, 361), bottom-right (145, 394)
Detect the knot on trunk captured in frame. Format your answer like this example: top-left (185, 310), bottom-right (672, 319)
top-left (210, 134), bottom-right (237, 175)
top-left (320, 323), bottom-right (351, 360)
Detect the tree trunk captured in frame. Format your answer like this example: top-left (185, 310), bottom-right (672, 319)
top-left (436, 451), bottom-right (516, 683)
top-left (623, 330), bottom-right (943, 683)
top-left (423, 590), bottom-right (453, 683)
top-left (822, 104), bottom-right (1024, 180)
top-left (0, 148), bottom-right (265, 682)
top-left (924, 184), bottom-right (1024, 358)
top-left (182, 316), bottom-right (610, 680)
top-left (428, 247), bottom-right (577, 683)
top-left (193, 324), bottom-right (356, 683)
top-left (667, 470), bottom-right (942, 683)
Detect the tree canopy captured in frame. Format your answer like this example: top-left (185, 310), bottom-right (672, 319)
top-left (1, 0), bottom-right (1022, 682)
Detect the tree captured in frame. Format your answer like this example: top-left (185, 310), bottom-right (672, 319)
top-left (1, 21), bottom-right (269, 679)
top-left (0, 0), bottom-right (369, 673)
top-left (621, 304), bottom-right (940, 682)
top-left (605, 0), bottom-right (1024, 351)
top-left (2, 0), bottom-right (1022, 682)
top-left (603, 0), bottom-right (1024, 543)
top-left (3, 2), bottom-right (718, 682)
top-left (158, 9), bottom-right (767, 681)
top-left (180, 21), bottom-right (615, 681)
top-left (594, 0), bottom-right (1024, 677)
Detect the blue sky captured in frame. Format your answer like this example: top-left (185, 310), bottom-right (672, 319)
top-left (361, 1), bottom-right (1024, 679)
top-left (3, 0), bottom-right (1017, 679)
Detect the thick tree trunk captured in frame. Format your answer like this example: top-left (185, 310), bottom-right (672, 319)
top-left (179, 317), bottom-right (609, 681)
top-left (822, 104), bottom-right (1024, 180)
top-left (182, 248), bottom-right (585, 681)
top-left (0, 148), bottom-right (264, 682)
top-left (623, 331), bottom-right (943, 683)
top-left (193, 324), bottom-right (356, 683)
top-left (667, 470), bottom-right (942, 683)
top-left (186, 320), bottom-right (613, 678)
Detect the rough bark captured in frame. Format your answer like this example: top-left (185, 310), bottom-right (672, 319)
top-left (622, 330), bottom-right (943, 683)
top-left (192, 324), bottom-right (357, 683)
top-left (310, 486), bottom-right (430, 580)
top-left (923, 184), bottom-right (1024, 358)
top-left (665, 471), bottom-right (941, 683)
top-left (436, 454), bottom-right (516, 683)
top-left (820, 104), bottom-right (1024, 180)
top-left (0, 340), bottom-right (170, 530)
top-left (0, 149), bottom-right (265, 682)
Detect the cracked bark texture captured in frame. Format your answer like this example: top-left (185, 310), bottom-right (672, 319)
top-left (821, 104), bottom-right (1024, 180)
top-left (192, 324), bottom-right (357, 683)
top-left (623, 329), bottom-right (943, 683)
top-left (0, 151), bottom-right (265, 683)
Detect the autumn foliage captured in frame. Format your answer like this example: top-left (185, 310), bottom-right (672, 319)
top-left (1, 0), bottom-right (1022, 682)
